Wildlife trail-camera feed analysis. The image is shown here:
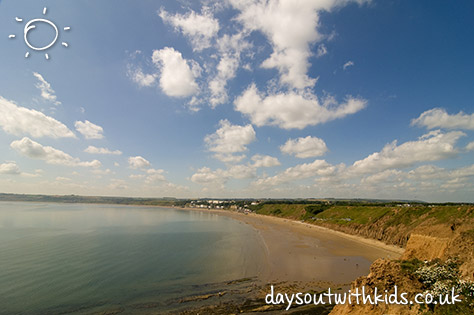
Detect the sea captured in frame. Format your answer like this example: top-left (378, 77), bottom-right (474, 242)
top-left (0, 202), bottom-right (266, 314)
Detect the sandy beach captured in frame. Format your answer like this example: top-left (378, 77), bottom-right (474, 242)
top-left (174, 207), bottom-right (403, 286)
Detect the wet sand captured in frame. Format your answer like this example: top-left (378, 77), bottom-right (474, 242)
top-left (176, 208), bottom-right (402, 286)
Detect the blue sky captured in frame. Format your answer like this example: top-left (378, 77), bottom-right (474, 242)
top-left (0, 0), bottom-right (473, 202)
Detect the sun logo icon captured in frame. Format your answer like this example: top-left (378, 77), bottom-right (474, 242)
top-left (8, 7), bottom-right (71, 60)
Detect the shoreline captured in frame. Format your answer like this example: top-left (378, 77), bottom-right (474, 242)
top-left (169, 206), bottom-right (403, 285)
top-left (173, 206), bottom-right (403, 255)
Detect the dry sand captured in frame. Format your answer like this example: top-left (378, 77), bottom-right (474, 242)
top-left (173, 207), bottom-right (403, 286)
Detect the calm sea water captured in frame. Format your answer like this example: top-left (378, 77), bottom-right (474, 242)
top-left (0, 202), bottom-right (266, 314)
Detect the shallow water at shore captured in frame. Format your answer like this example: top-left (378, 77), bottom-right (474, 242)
top-left (0, 202), bottom-right (265, 314)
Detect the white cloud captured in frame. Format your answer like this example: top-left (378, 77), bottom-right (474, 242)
top-left (209, 55), bottom-right (239, 106)
top-left (205, 119), bottom-right (256, 162)
top-left (0, 162), bottom-right (21, 175)
top-left (191, 167), bottom-right (225, 185)
top-left (152, 47), bottom-right (200, 98)
top-left (251, 154), bottom-right (280, 168)
top-left (466, 141), bottom-right (474, 151)
top-left (209, 32), bottom-right (252, 107)
top-left (145, 168), bottom-right (166, 183)
top-left (84, 146), bottom-right (122, 155)
top-left (108, 179), bottom-right (128, 190)
top-left (227, 164), bottom-right (256, 179)
top-left (74, 120), bottom-right (104, 140)
top-left (191, 164), bottom-right (256, 185)
top-left (411, 164), bottom-right (474, 182)
top-left (280, 136), bottom-right (328, 158)
top-left (230, 0), bottom-right (367, 89)
top-left (412, 108), bottom-right (474, 130)
top-left (127, 66), bottom-right (157, 87)
top-left (11, 137), bottom-right (101, 168)
top-left (343, 60), bottom-right (354, 70)
top-left (190, 154), bottom-right (279, 187)
top-left (350, 130), bottom-right (465, 174)
top-left (450, 164), bottom-right (474, 179)
top-left (33, 72), bottom-right (61, 105)
top-left (316, 44), bottom-right (328, 57)
top-left (128, 156), bottom-right (151, 169)
top-left (253, 159), bottom-right (335, 186)
top-left (234, 84), bottom-right (366, 129)
top-left (129, 174), bottom-right (145, 180)
top-left (213, 153), bottom-right (247, 164)
top-left (159, 8), bottom-right (219, 51)
top-left (406, 165), bottom-right (447, 181)
top-left (361, 169), bottom-right (402, 185)
top-left (0, 96), bottom-right (75, 138)
top-left (92, 169), bottom-right (113, 175)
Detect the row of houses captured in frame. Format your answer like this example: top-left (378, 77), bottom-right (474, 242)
top-left (187, 199), bottom-right (259, 211)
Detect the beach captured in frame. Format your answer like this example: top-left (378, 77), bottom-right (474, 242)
top-left (176, 207), bottom-right (403, 286)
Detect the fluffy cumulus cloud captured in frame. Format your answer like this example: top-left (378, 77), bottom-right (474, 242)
top-left (234, 84), bottom-right (366, 129)
top-left (127, 66), bottom-right (157, 87)
top-left (10, 137), bottom-right (101, 168)
top-left (74, 120), bottom-right (104, 140)
top-left (205, 119), bottom-right (256, 162)
top-left (145, 168), bottom-right (166, 183)
top-left (191, 154), bottom-right (280, 187)
top-left (127, 0), bottom-right (371, 116)
top-left (406, 165), bottom-right (447, 181)
top-left (404, 164), bottom-right (474, 185)
top-left (280, 136), bottom-right (328, 158)
top-left (360, 169), bottom-right (402, 185)
top-left (350, 130), bottom-right (465, 174)
top-left (159, 8), bottom-right (219, 51)
top-left (152, 47), bottom-right (200, 98)
top-left (128, 156), bottom-right (151, 169)
top-left (0, 162), bottom-right (21, 175)
top-left (191, 167), bottom-right (224, 185)
top-left (191, 164), bottom-right (256, 185)
top-left (33, 72), bottom-right (61, 105)
top-left (128, 0), bottom-right (369, 114)
top-left (251, 154), bottom-right (280, 168)
top-left (0, 97), bottom-right (75, 138)
top-left (84, 146), bottom-right (122, 155)
top-left (356, 163), bottom-right (474, 194)
top-left (208, 56), bottom-right (239, 106)
top-left (230, 0), bottom-right (367, 89)
top-left (209, 33), bottom-right (251, 107)
top-left (412, 108), bottom-right (474, 130)
top-left (466, 141), bottom-right (474, 151)
top-left (253, 159), bottom-right (336, 186)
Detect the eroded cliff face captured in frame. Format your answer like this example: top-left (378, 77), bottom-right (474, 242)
top-left (330, 259), bottom-right (423, 315)
top-left (315, 206), bottom-right (474, 250)
top-left (402, 224), bottom-right (474, 281)
top-left (317, 218), bottom-right (411, 247)
top-left (330, 220), bottom-right (474, 314)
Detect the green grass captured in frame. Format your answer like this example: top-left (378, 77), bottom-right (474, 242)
top-left (251, 202), bottom-right (474, 233)
top-left (312, 205), bottom-right (391, 225)
top-left (427, 205), bottom-right (474, 222)
top-left (399, 258), bottom-right (423, 275)
top-left (383, 205), bottom-right (431, 227)
top-left (252, 203), bottom-right (309, 219)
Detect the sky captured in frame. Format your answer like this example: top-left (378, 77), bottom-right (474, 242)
top-left (0, 0), bottom-right (473, 202)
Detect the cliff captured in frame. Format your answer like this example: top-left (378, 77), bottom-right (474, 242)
top-left (330, 220), bottom-right (474, 314)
